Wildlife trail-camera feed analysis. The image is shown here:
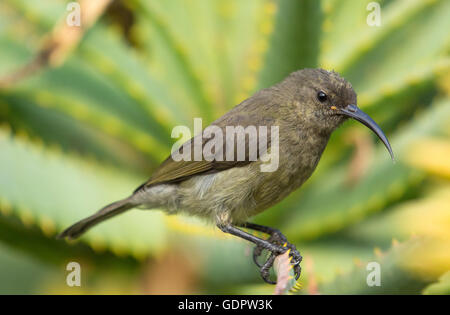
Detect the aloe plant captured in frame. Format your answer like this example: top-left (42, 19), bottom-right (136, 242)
top-left (0, 0), bottom-right (449, 294)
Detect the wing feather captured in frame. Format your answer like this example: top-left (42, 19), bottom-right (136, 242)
top-left (136, 90), bottom-right (278, 191)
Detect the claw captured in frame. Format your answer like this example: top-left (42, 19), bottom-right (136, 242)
top-left (260, 254), bottom-right (276, 284)
top-left (249, 229), bottom-right (303, 285)
top-left (294, 265), bottom-right (302, 280)
top-left (253, 246), bottom-right (263, 268)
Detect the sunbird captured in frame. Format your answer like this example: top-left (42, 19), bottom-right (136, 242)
top-left (59, 69), bottom-right (394, 283)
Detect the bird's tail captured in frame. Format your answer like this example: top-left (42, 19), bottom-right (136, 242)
top-left (57, 197), bottom-right (135, 240)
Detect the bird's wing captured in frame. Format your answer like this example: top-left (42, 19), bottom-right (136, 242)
top-left (137, 136), bottom-right (247, 189)
top-left (135, 96), bottom-right (276, 191)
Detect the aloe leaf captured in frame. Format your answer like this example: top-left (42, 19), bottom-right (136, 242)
top-left (0, 240), bottom-right (56, 294)
top-left (135, 0), bottom-right (272, 112)
top-left (0, 35), bottom-right (33, 78)
top-left (315, 236), bottom-right (450, 294)
top-left (3, 88), bottom-right (169, 163)
top-left (24, 57), bottom-right (165, 138)
top-left (134, 0), bottom-right (214, 121)
top-left (81, 26), bottom-right (192, 128)
top-left (340, 0), bottom-right (450, 108)
top-left (405, 138), bottom-right (450, 180)
top-left (423, 271), bottom-right (450, 295)
top-left (299, 240), bottom-right (375, 287)
top-left (0, 128), bottom-right (167, 258)
top-left (258, 0), bottom-right (322, 89)
top-left (134, 0), bottom-right (223, 112)
top-left (321, 0), bottom-right (430, 72)
top-left (343, 186), bottom-right (450, 247)
top-left (0, 212), bottom-right (140, 273)
top-left (217, 0), bottom-right (277, 108)
top-left (1, 32), bottom-right (173, 163)
top-left (0, 94), bottom-right (153, 174)
top-left (3, 0), bottom-right (66, 31)
top-left (2, 12), bottom-right (189, 160)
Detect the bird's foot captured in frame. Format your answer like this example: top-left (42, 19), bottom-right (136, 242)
top-left (253, 231), bottom-right (302, 284)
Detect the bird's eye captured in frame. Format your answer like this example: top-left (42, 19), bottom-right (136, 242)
top-left (317, 91), bottom-right (328, 103)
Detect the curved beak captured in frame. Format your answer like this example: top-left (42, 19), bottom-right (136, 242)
top-left (339, 104), bottom-right (395, 161)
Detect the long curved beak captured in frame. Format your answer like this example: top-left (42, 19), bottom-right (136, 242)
top-left (340, 104), bottom-right (395, 161)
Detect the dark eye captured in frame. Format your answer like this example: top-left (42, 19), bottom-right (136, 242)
top-left (317, 91), bottom-right (328, 103)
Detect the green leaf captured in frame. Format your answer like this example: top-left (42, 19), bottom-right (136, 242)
top-left (423, 271), bottom-right (450, 295)
top-left (0, 128), bottom-right (168, 258)
top-left (0, 33), bottom-right (172, 164)
top-left (258, 0), bottom-right (322, 89)
top-left (3, 0), bottom-right (66, 31)
top-left (299, 240), bottom-right (375, 287)
top-left (0, 213), bottom-right (140, 274)
top-left (316, 237), bottom-right (446, 294)
top-left (340, 0), bottom-right (450, 108)
top-left (0, 35), bottom-right (33, 78)
top-left (0, 94), bottom-right (153, 174)
top-left (135, 0), bottom-right (271, 113)
top-left (321, 0), bottom-right (427, 72)
top-left (342, 186), bottom-right (450, 247)
top-left (0, 241), bottom-right (54, 294)
top-left (134, 0), bottom-right (215, 121)
top-left (81, 26), bottom-right (192, 128)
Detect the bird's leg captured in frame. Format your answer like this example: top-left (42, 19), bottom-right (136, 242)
top-left (239, 222), bottom-right (302, 281)
top-left (217, 223), bottom-right (298, 284)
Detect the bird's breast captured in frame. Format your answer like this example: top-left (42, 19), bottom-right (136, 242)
top-left (173, 127), bottom-right (331, 224)
top-left (252, 127), bottom-right (330, 211)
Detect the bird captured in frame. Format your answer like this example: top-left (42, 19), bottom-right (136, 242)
top-left (58, 68), bottom-right (394, 284)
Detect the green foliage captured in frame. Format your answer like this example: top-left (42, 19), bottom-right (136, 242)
top-left (317, 237), bottom-right (438, 295)
top-left (0, 128), bottom-right (167, 258)
top-left (258, 0), bottom-right (322, 88)
top-left (0, 0), bottom-right (449, 294)
top-left (423, 272), bottom-right (450, 295)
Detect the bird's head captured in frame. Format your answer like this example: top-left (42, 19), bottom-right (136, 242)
top-left (283, 68), bottom-right (394, 160)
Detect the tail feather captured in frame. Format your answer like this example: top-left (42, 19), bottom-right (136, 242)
top-left (57, 197), bottom-right (135, 240)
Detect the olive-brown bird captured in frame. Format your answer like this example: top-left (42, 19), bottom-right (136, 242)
top-left (58, 68), bottom-right (394, 283)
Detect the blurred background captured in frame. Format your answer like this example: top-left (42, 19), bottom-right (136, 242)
top-left (0, 0), bottom-right (449, 294)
